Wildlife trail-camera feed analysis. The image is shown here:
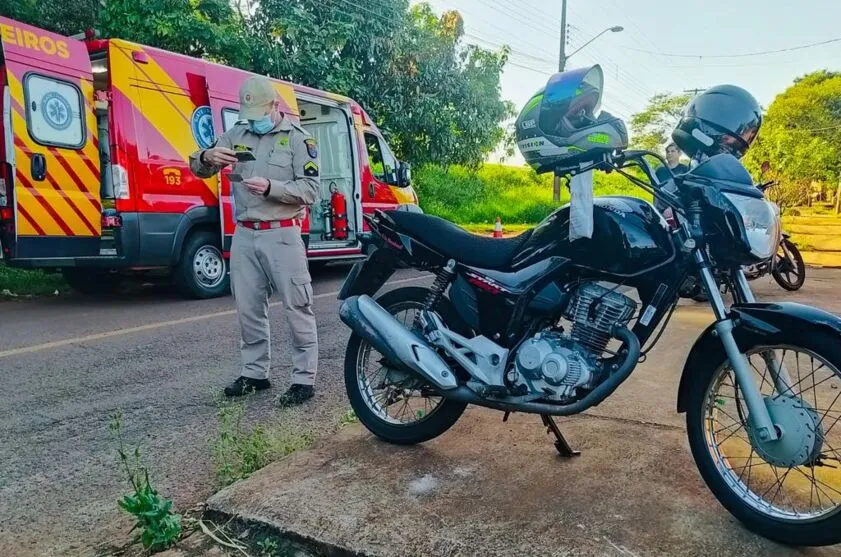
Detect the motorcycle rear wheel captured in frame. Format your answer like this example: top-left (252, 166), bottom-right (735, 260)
top-left (685, 330), bottom-right (841, 545)
top-left (343, 287), bottom-right (468, 445)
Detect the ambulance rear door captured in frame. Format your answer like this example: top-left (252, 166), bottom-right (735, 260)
top-left (0, 17), bottom-right (101, 262)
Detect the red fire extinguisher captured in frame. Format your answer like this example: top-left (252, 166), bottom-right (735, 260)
top-left (330, 183), bottom-right (348, 240)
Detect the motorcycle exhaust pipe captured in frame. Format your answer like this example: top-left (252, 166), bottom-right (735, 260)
top-left (339, 295), bottom-right (458, 391)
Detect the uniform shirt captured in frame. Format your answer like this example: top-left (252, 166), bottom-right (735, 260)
top-left (189, 117), bottom-right (320, 222)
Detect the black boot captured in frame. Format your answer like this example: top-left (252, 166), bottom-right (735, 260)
top-left (278, 384), bottom-right (314, 407)
top-left (224, 376), bottom-right (271, 397)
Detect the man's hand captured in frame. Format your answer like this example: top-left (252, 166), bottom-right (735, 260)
top-left (243, 176), bottom-right (270, 196)
top-left (203, 147), bottom-right (238, 166)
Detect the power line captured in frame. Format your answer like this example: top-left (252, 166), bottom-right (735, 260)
top-left (626, 36), bottom-right (841, 59)
top-left (796, 123), bottom-right (841, 133)
top-left (483, 0), bottom-right (562, 39)
top-left (437, 0), bottom-right (560, 58)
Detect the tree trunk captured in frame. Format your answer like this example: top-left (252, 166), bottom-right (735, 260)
top-left (835, 173), bottom-right (841, 215)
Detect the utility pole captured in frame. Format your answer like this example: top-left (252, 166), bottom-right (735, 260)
top-left (553, 0), bottom-right (568, 202)
top-left (559, 0), bottom-right (567, 72)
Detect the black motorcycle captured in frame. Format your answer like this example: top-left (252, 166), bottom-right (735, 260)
top-left (338, 152), bottom-right (841, 546)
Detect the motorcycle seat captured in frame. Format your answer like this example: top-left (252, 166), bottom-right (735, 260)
top-left (383, 210), bottom-right (533, 269)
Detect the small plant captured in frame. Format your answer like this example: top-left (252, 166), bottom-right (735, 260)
top-left (338, 408), bottom-right (359, 427)
top-left (212, 392), bottom-right (312, 486)
top-left (256, 536), bottom-right (280, 556)
top-left (109, 411), bottom-right (182, 552)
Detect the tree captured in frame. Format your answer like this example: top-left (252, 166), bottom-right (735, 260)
top-left (243, 1), bottom-right (511, 167)
top-left (629, 92), bottom-right (691, 152)
top-left (744, 70), bottom-right (841, 207)
top-left (0, 0), bottom-right (103, 36)
top-left (369, 4), bottom-right (513, 167)
top-left (100, 0), bottom-right (250, 66)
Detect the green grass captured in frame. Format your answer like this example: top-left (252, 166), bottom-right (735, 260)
top-left (413, 163), bottom-right (649, 225)
top-left (211, 392), bottom-right (313, 487)
top-left (0, 263), bottom-right (67, 298)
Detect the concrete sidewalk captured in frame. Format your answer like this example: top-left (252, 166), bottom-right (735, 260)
top-left (207, 408), bottom-right (835, 557)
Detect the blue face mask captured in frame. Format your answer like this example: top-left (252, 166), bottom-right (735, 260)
top-left (249, 115), bottom-right (274, 135)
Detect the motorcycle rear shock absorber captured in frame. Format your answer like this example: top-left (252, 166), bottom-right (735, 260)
top-left (413, 259), bottom-right (456, 331)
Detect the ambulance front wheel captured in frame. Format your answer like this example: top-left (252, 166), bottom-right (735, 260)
top-left (62, 268), bottom-right (123, 295)
top-left (174, 230), bottom-right (230, 299)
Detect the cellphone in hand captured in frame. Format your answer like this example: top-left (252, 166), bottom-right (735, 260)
top-left (227, 173), bottom-right (244, 182)
top-left (235, 150), bottom-right (256, 162)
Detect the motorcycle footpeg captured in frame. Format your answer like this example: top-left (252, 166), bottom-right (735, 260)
top-left (467, 381), bottom-right (508, 398)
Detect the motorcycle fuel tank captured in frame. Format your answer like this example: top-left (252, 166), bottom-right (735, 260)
top-left (511, 196), bottom-right (675, 276)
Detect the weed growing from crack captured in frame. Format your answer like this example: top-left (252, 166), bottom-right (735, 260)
top-left (256, 536), bottom-right (280, 556)
top-left (211, 390), bottom-right (313, 487)
top-left (338, 408), bottom-right (359, 427)
top-left (109, 411), bottom-right (182, 552)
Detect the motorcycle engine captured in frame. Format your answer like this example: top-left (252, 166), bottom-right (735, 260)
top-left (513, 282), bottom-right (636, 401)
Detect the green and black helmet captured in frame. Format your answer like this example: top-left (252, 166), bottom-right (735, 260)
top-left (516, 65), bottom-right (628, 173)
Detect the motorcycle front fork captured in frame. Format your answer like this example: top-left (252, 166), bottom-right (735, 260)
top-left (696, 251), bottom-right (791, 443)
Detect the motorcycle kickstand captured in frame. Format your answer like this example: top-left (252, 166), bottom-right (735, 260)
top-left (540, 414), bottom-right (581, 458)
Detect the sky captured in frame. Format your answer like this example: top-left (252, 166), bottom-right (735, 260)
top-left (416, 0), bottom-right (841, 164)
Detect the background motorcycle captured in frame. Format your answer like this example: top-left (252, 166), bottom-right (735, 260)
top-left (743, 180), bottom-right (806, 291)
top-left (338, 151), bottom-right (841, 546)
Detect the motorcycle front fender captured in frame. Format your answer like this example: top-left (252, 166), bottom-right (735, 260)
top-left (676, 302), bottom-right (841, 413)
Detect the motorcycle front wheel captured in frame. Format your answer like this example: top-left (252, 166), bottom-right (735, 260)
top-left (685, 329), bottom-right (841, 545)
top-left (772, 238), bottom-right (806, 291)
top-left (343, 287), bottom-right (468, 445)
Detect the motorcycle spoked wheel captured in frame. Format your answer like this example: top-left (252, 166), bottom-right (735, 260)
top-left (343, 287), bottom-right (468, 445)
top-left (772, 239), bottom-right (806, 291)
top-left (685, 330), bottom-right (841, 546)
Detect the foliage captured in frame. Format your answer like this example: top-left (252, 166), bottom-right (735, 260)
top-left (244, 1), bottom-right (512, 167)
top-left (256, 537), bottom-right (280, 556)
top-left (99, 0), bottom-right (250, 64)
top-left (0, 0), bottom-right (102, 36)
top-left (413, 163), bottom-right (647, 224)
top-left (211, 392), bottom-right (312, 487)
top-left (629, 93), bottom-right (692, 152)
top-left (370, 4), bottom-right (514, 167)
top-left (745, 70), bottom-right (841, 207)
top-left (109, 411), bottom-right (182, 552)
top-left (0, 264), bottom-right (67, 298)
top-left (338, 409), bottom-right (359, 427)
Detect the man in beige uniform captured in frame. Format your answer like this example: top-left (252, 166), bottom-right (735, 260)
top-left (190, 76), bottom-right (319, 406)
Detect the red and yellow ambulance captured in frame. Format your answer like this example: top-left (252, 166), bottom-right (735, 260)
top-left (0, 17), bottom-right (418, 298)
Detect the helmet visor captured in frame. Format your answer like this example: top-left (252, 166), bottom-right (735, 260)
top-left (539, 65), bottom-right (604, 136)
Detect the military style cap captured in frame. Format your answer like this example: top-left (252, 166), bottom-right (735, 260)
top-left (239, 76), bottom-right (278, 120)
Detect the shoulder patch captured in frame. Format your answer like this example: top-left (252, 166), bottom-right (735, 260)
top-left (303, 161), bottom-right (319, 177)
top-left (304, 138), bottom-right (318, 159)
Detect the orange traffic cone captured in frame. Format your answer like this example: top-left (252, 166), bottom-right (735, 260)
top-left (493, 216), bottom-right (503, 238)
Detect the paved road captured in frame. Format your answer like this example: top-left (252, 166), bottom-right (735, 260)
top-left (2, 267), bottom-right (841, 556)
top-left (0, 264), bottom-right (427, 556)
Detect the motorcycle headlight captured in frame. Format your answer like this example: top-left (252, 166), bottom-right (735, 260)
top-left (723, 193), bottom-right (779, 260)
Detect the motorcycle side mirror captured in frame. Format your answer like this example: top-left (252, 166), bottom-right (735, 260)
top-left (397, 161), bottom-right (412, 188)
